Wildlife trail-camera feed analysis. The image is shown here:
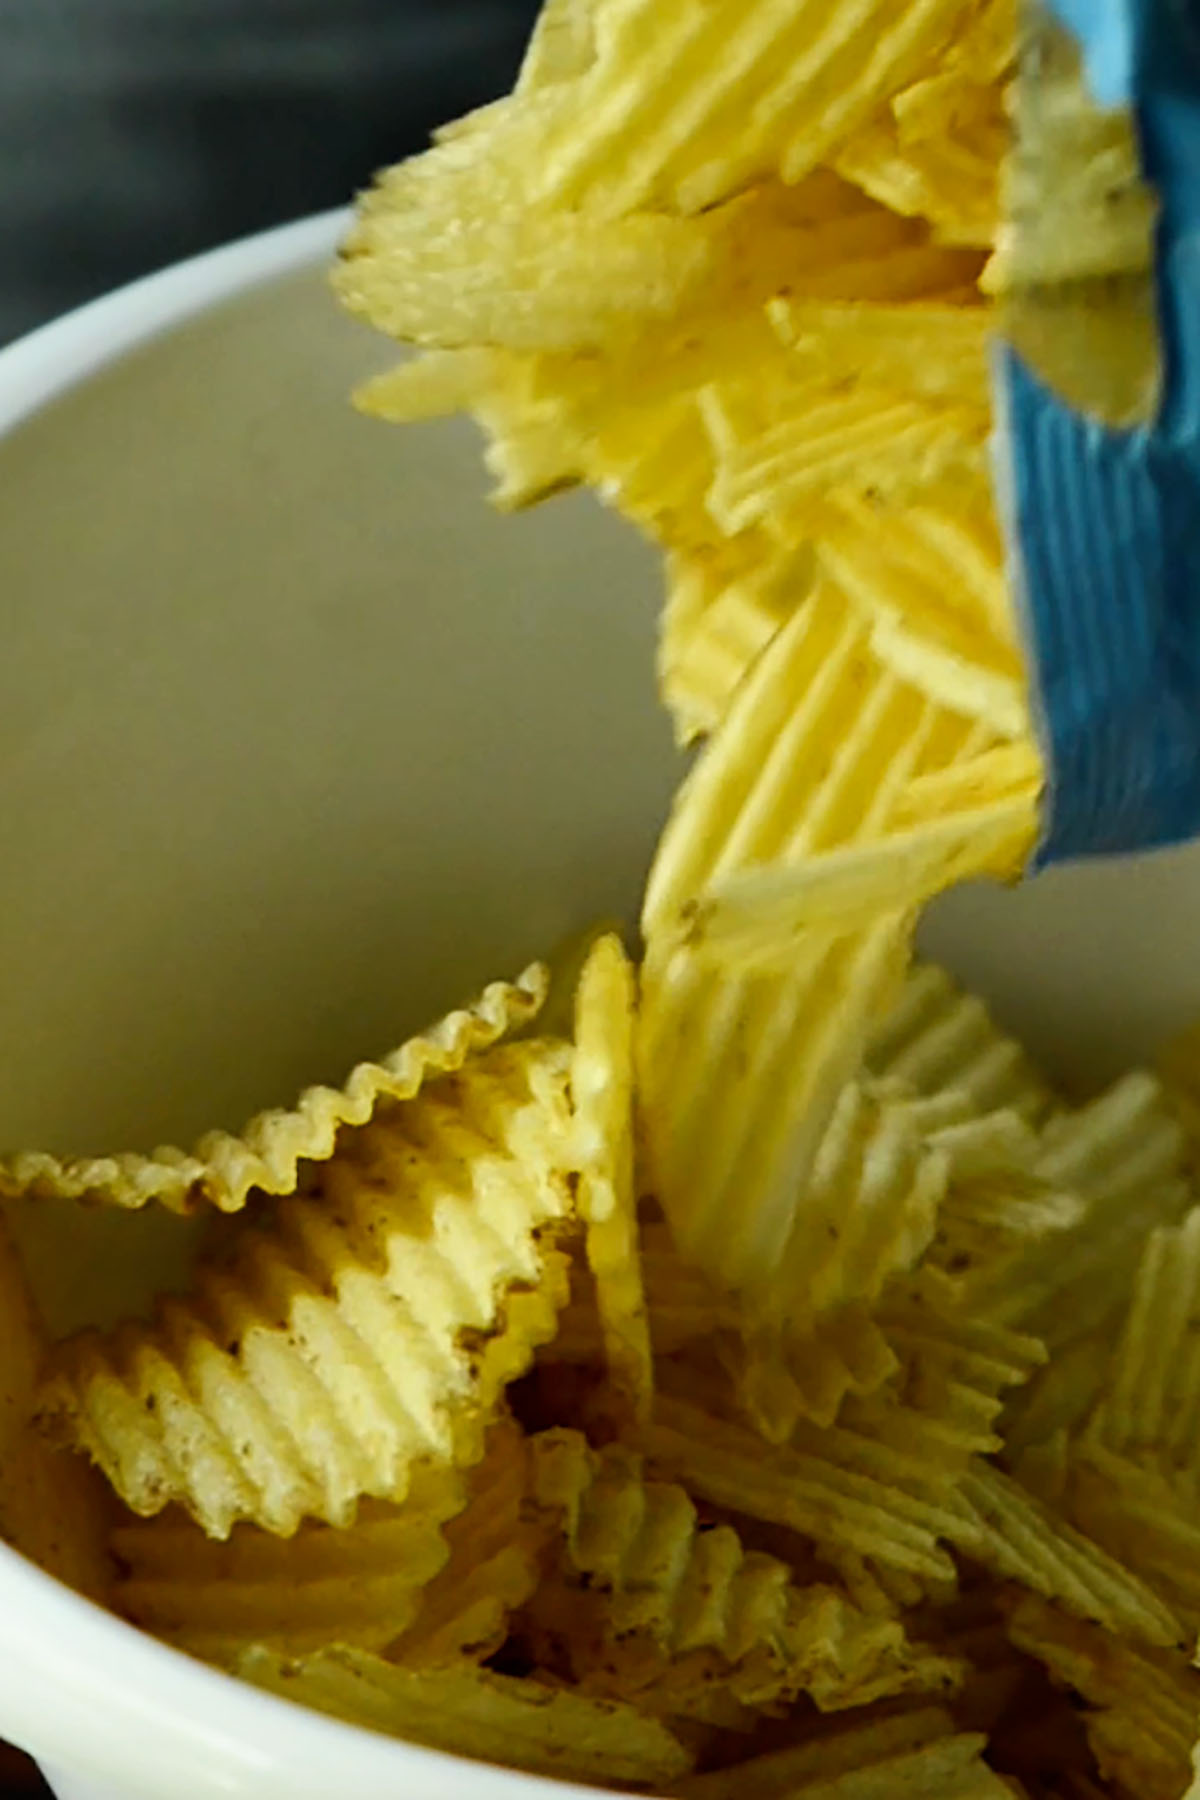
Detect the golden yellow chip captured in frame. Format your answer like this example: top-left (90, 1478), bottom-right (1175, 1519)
top-left (637, 917), bottom-right (915, 1298)
top-left (684, 742), bottom-right (1040, 966)
top-left (675, 1704), bottom-right (1011, 1800)
top-left (658, 540), bottom-right (807, 746)
top-left (570, 934), bottom-right (653, 1422)
top-left (642, 1394), bottom-right (966, 1583)
top-left (112, 1462), bottom-right (464, 1661)
top-left (525, 1428), bottom-right (959, 1718)
top-left (237, 1644), bottom-right (693, 1786)
top-left (1007, 1594), bottom-right (1199, 1800)
top-left (524, 0), bottom-right (990, 216)
top-left (514, 0), bottom-right (595, 94)
top-left (36, 1043), bottom-right (574, 1537)
top-left (389, 1418), bottom-right (539, 1668)
top-left (868, 960), bottom-right (1058, 1125)
top-left (0, 1208), bottom-right (114, 1602)
top-left (946, 1462), bottom-right (1182, 1648)
top-left (0, 965), bottom-right (548, 1214)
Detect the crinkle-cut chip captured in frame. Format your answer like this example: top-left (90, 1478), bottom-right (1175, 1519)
top-left (686, 741), bottom-right (1039, 968)
top-left (731, 1300), bottom-right (906, 1444)
top-left (111, 1463), bottom-right (465, 1660)
top-left (643, 581), bottom-right (986, 944)
top-left (1086, 1206), bottom-right (1200, 1468)
top-left (868, 961), bottom-right (1057, 1126)
top-left (36, 1043), bottom-right (574, 1537)
top-left (812, 490), bottom-right (1026, 740)
top-left (570, 934), bottom-right (652, 1422)
top-left (658, 541), bottom-right (807, 746)
top-left (702, 379), bottom-right (991, 538)
top-left (551, 1218), bottom-right (727, 1364)
top-left (515, 0), bottom-right (596, 92)
top-left (1006, 1595), bottom-right (1200, 1800)
top-left (0, 1210), bottom-right (114, 1601)
top-left (637, 917), bottom-right (915, 1297)
top-left (388, 1414), bottom-right (538, 1668)
top-left (944, 1461), bottom-right (1183, 1648)
top-left (1050, 1440), bottom-right (1200, 1633)
top-left (985, 1077), bottom-right (1190, 1364)
top-left (834, 71), bottom-right (1008, 247)
top-left (1002, 1339), bottom-right (1112, 1462)
top-left (0, 965), bottom-right (549, 1215)
top-left (844, 1280), bottom-right (1047, 1473)
top-left (527, 0), bottom-right (982, 217)
top-left (908, 1588), bottom-right (1033, 1735)
top-left (641, 1395), bottom-right (968, 1583)
top-left (352, 347), bottom-right (499, 424)
top-left (769, 297), bottom-right (993, 409)
top-left (524, 1429), bottom-right (959, 1718)
top-left (236, 1645), bottom-right (693, 1786)
top-left (674, 1704), bottom-right (1011, 1800)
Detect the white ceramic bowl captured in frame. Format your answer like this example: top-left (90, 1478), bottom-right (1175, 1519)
top-left (2, 212), bottom-right (1200, 1800)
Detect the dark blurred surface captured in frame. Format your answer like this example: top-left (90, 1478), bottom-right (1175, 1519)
top-left (0, 1742), bottom-right (47, 1798)
top-left (0, 0), bottom-right (541, 344)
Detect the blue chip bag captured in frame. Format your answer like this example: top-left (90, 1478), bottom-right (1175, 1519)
top-left (997, 0), bottom-right (1200, 864)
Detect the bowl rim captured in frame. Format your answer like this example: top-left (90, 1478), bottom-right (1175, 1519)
top-left (0, 210), bottom-right (600, 1800)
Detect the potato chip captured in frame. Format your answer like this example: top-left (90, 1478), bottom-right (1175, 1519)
top-left (525, 1428), bottom-right (959, 1717)
top-left (37, 1044), bottom-right (574, 1537)
top-left (675, 1704), bottom-right (1011, 1800)
top-left (1054, 1439), bottom-right (1200, 1633)
top-left (868, 961), bottom-right (1057, 1126)
top-left (515, 0), bottom-right (596, 93)
top-left (642, 582), bottom-right (995, 948)
top-left (352, 347), bottom-right (498, 425)
top-left (703, 380), bottom-right (990, 540)
top-left (0, 1208), bottom-right (114, 1601)
top-left (551, 1217), bottom-right (728, 1365)
top-left (1006, 1594), bottom-right (1200, 1800)
top-left (642, 1394), bottom-right (969, 1582)
top-left (812, 491), bottom-right (1026, 740)
top-left (686, 742), bottom-right (1039, 965)
top-left (111, 1464), bottom-right (464, 1660)
top-left (834, 95), bottom-right (1008, 248)
top-left (946, 1462), bottom-right (1182, 1648)
top-left (637, 918), bottom-right (915, 1296)
top-left (768, 297), bottom-right (993, 408)
top-left (0, 965), bottom-right (548, 1214)
top-left (526, 0), bottom-right (984, 216)
top-left (238, 1644), bottom-right (693, 1786)
top-left (570, 935), bottom-right (652, 1422)
top-left (658, 541), bottom-right (807, 746)
top-left (1086, 1206), bottom-right (1200, 1467)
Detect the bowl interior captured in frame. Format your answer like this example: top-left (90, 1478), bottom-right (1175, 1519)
top-left (0, 263), bottom-right (677, 1333)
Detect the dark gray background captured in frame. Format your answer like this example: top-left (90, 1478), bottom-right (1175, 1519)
top-left (0, 0), bottom-right (540, 345)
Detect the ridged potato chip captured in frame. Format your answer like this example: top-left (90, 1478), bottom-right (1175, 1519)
top-left (0, 1209), bottom-right (114, 1601)
top-left (687, 741), bottom-right (1039, 965)
top-left (37, 1044), bottom-right (574, 1536)
top-left (111, 1464), bottom-right (465, 1660)
top-left (389, 1418), bottom-right (540, 1668)
top-left (570, 935), bottom-right (652, 1422)
top-left (237, 1644), bottom-right (693, 1786)
top-left (868, 961), bottom-right (1057, 1125)
top-left (526, 0), bottom-right (983, 216)
top-left (658, 540), bottom-right (807, 746)
top-left (637, 918), bottom-right (915, 1295)
top-left (0, 965), bottom-right (548, 1214)
top-left (1007, 1594), bottom-right (1199, 1800)
top-left (525, 1429), bottom-right (959, 1716)
top-left (675, 1704), bottom-right (1012, 1800)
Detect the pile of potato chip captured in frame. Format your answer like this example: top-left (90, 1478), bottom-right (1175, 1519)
top-left (5, 1), bottom-right (1200, 1796)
